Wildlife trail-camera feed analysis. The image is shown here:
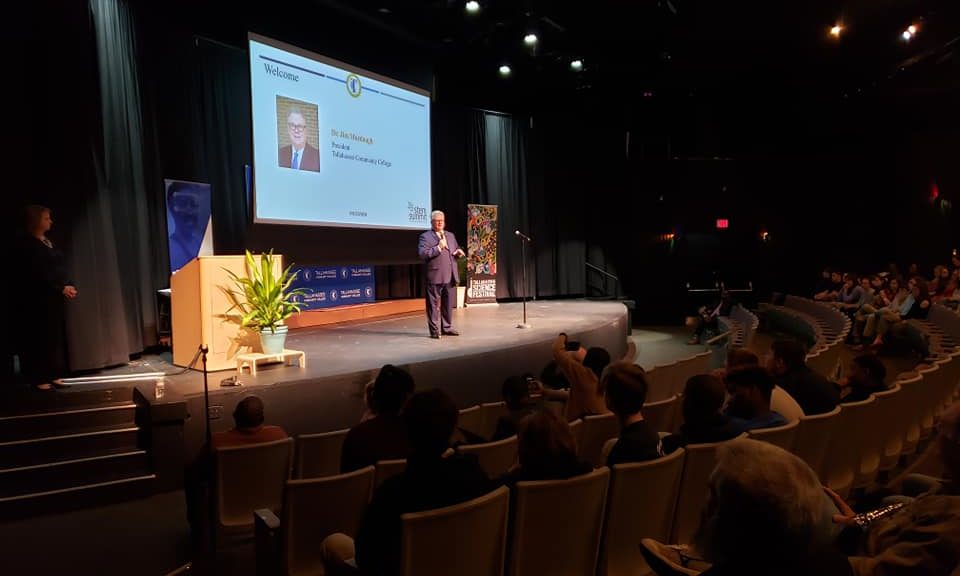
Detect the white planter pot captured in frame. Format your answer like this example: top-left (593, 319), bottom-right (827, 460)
top-left (456, 286), bottom-right (467, 308)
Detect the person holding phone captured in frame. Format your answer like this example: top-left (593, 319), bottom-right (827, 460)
top-left (533, 333), bottom-right (611, 421)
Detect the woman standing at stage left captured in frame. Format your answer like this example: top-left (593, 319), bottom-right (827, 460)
top-left (17, 205), bottom-right (77, 390)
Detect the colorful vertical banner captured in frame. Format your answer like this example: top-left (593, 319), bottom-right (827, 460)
top-left (466, 204), bottom-right (498, 304)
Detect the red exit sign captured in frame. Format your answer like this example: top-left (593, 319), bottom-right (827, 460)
top-left (716, 218), bottom-right (729, 230)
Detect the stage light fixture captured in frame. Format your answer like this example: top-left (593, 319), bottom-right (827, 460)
top-left (908, 24), bottom-right (917, 35)
top-left (902, 30), bottom-right (913, 41)
top-left (499, 64), bottom-right (512, 77)
top-left (570, 59), bottom-right (583, 71)
top-left (829, 25), bottom-right (843, 38)
top-left (524, 33), bottom-right (538, 46)
top-left (465, 1), bottom-right (480, 14)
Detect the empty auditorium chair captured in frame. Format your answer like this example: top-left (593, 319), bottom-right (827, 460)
top-left (569, 418), bottom-right (584, 450)
top-left (295, 428), bottom-right (349, 479)
top-left (255, 465), bottom-right (375, 576)
top-left (579, 413), bottom-right (621, 468)
top-left (599, 448), bottom-right (686, 576)
top-left (823, 396), bottom-right (877, 499)
top-left (794, 405), bottom-right (841, 483)
top-left (871, 384), bottom-right (904, 473)
top-left (643, 395), bottom-right (678, 435)
top-left (374, 458), bottom-right (407, 487)
top-left (479, 401), bottom-right (510, 441)
top-left (214, 438), bottom-right (293, 547)
top-left (457, 435), bottom-right (519, 478)
top-left (670, 434), bottom-right (747, 545)
top-left (400, 486), bottom-right (510, 576)
top-left (458, 405), bottom-right (484, 439)
top-left (915, 364), bottom-right (941, 441)
top-left (895, 373), bottom-right (924, 457)
top-left (508, 468), bottom-right (610, 576)
top-left (645, 363), bottom-right (673, 403)
top-left (747, 419), bottom-right (800, 452)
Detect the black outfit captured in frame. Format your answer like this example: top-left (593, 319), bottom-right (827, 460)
top-left (692, 299), bottom-right (734, 340)
top-left (17, 235), bottom-right (71, 386)
top-left (606, 420), bottom-right (663, 467)
top-left (340, 415), bottom-right (409, 473)
top-left (354, 453), bottom-right (491, 576)
top-left (775, 366), bottom-right (840, 416)
top-left (661, 413), bottom-right (740, 454)
top-left (491, 405), bottom-right (537, 441)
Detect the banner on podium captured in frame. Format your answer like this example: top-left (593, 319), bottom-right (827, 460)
top-left (290, 265), bottom-right (376, 310)
top-left (466, 204), bottom-right (498, 304)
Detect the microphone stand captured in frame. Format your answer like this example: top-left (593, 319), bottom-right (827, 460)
top-left (516, 232), bottom-right (532, 329)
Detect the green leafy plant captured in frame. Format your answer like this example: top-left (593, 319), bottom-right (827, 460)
top-left (224, 250), bottom-right (308, 333)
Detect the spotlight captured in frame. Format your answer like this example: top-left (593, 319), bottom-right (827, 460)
top-left (498, 64), bottom-right (512, 77)
top-left (908, 24), bottom-right (917, 35)
top-left (829, 25), bottom-right (842, 38)
top-left (570, 59), bottom-right (583, 71)
top-left (902, 29), bottom-right (913, 41)
top-left (465, 1), bottom-right (480, 13)
top-left (524, 33), bottom-right (538, 46)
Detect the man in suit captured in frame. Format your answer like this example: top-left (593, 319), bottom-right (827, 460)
top-left (417, 210), bottom-right (464, 338)
top-left (278, 108), bottom-right (321, 172)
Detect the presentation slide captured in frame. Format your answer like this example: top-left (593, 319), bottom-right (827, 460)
top-left (249, 33), bottom-right (432, 230)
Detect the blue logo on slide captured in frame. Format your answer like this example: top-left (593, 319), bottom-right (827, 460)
top-left (330, 289), bottom-right (339, 301)
top-left (365, 286), bottom-right (374, 298)
top-left (346, 74), bottom-right (362, 98)
top-left (341, 267), bottom-right (349, 279)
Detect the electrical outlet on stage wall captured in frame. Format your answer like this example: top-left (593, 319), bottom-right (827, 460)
top-left (208, 405), bottom-right (223, 420)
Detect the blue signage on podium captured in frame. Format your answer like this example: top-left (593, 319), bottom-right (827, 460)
top-left (290, 265), bottom-right (376, 310)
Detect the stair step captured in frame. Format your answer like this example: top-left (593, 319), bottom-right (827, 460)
top-left (0, 403), bottom-right (137, 443)
top-left (0, 386), bottom-right (135, 417)
top-left (0, 449), bottom-right (149, 498)
top-left (0, 426), bottom-right (140, 468)
top-left (0, 474), bottom-right (156, 521)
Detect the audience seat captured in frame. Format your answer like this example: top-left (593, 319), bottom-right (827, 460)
top-left (871, 384), bottom-right (904, 473)
top-left (214, 438), bottom-right (293, 548)
top-left (580, 413), bottom-right (621, 468)
top-left (895, 372), bottom-right (924, 457)
top-left (457, 435), bottom-right (519, 478)
top-left (480, 401), bottom-right (510, 441)
top-left (374, 458), bottom-right (407, 487)
top-left (255, 465), bottom-right (375, 576)
top-left (295, 428), bottom-right (349, 479)
top-left (643, 395), bottom-right (678, 435)
top-left (400, 485), bottom-right (510, 576)
top-left (746, 418), bottom-right (800, 452)
top-left (458, 405), bottom-right (484, 439)
top-left (508, 468), bottom-right (610, 576)
top-left (824, 396), bottom-right (877, 499)
top-left (599, 448), bottom-right (686, 576)
top-left (794, 405), bottom-right (841, 483)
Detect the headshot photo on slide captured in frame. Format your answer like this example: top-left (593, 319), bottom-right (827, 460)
top-left (276, 95), bottom-right (321, 172)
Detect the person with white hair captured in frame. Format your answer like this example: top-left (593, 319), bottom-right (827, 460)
top-left (417, 210), bottom-right (465, 339)
top-left (642, 438), bottom-right (850, 576)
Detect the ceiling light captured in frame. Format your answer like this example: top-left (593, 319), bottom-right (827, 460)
top-left (498, 64), bottom-right (512, 77)
top-left (465, 1), bottom-right (480, 14)
top-left (829, 25), bottom-right (842, 38)
top-left (570, 59), bottom-right (583, 71)
top-left (523, 33), bottom-right (538, 46)
top-left (902, 29), bottom-right (913, 41)
top-left (907, 24), bottom-right (917, 35)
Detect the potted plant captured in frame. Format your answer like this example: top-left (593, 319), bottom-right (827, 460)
top-left (225, 250), bottom-right (307, 354)
top-left (457, 255), bottom-right (468, 308)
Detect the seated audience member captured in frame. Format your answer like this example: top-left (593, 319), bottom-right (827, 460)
top-left (724, 366), bottom-right (788, 433)
top-left (491, 375), bottom-right (539, 441)
top-left (869, 276), bottom-right (931, 349)
top-left (814, 269), bottom-right (844, 302)
top-left (323, 389), bottom-right (492, 576)
top-left (724, 347), bottom-right (804, 421)
top-left (688, 290), bottom-right (734, 345)
top-left (832, 273), bottom-right (866, 314)
top-left (536, 332), bottom-right (611, 421)
top-left (690, 439), bottom-right (851, 575)
top-left (501, 410), bottom-right (591, 485)
top-left (662, 374), bottom-right (739, 454)
top-left (186, 395), bottom-right (288, 551)
top-left (604, 361), bottom-right (663, 466)
top-left (768, 340), bottom-right (839, 415)
top-left (933, 276), bottom-right (958, 304)
top-left (211, 395), bottom-right (288, 448)
top-left (340, 364), bottom-right (415, 472)
top-left (836, 354), bottom-right (888, 403)
top-left (827, 403), bottom-right (960, 575)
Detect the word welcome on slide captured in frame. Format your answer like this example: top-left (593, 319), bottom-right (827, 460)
top-left (249, 34), bottom-right (432, 230)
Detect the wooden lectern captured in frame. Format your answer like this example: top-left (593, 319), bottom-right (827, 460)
top-left (171, 255), bottom-right (282, 371)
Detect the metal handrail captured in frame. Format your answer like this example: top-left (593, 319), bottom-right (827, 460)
top-left (586, 261), bottom-right (618, 281)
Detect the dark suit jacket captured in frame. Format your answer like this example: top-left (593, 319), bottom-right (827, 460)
top-left (417, 229), bottom-right (460, 285)
top-left (278, 143), bottom-right (321, 171)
